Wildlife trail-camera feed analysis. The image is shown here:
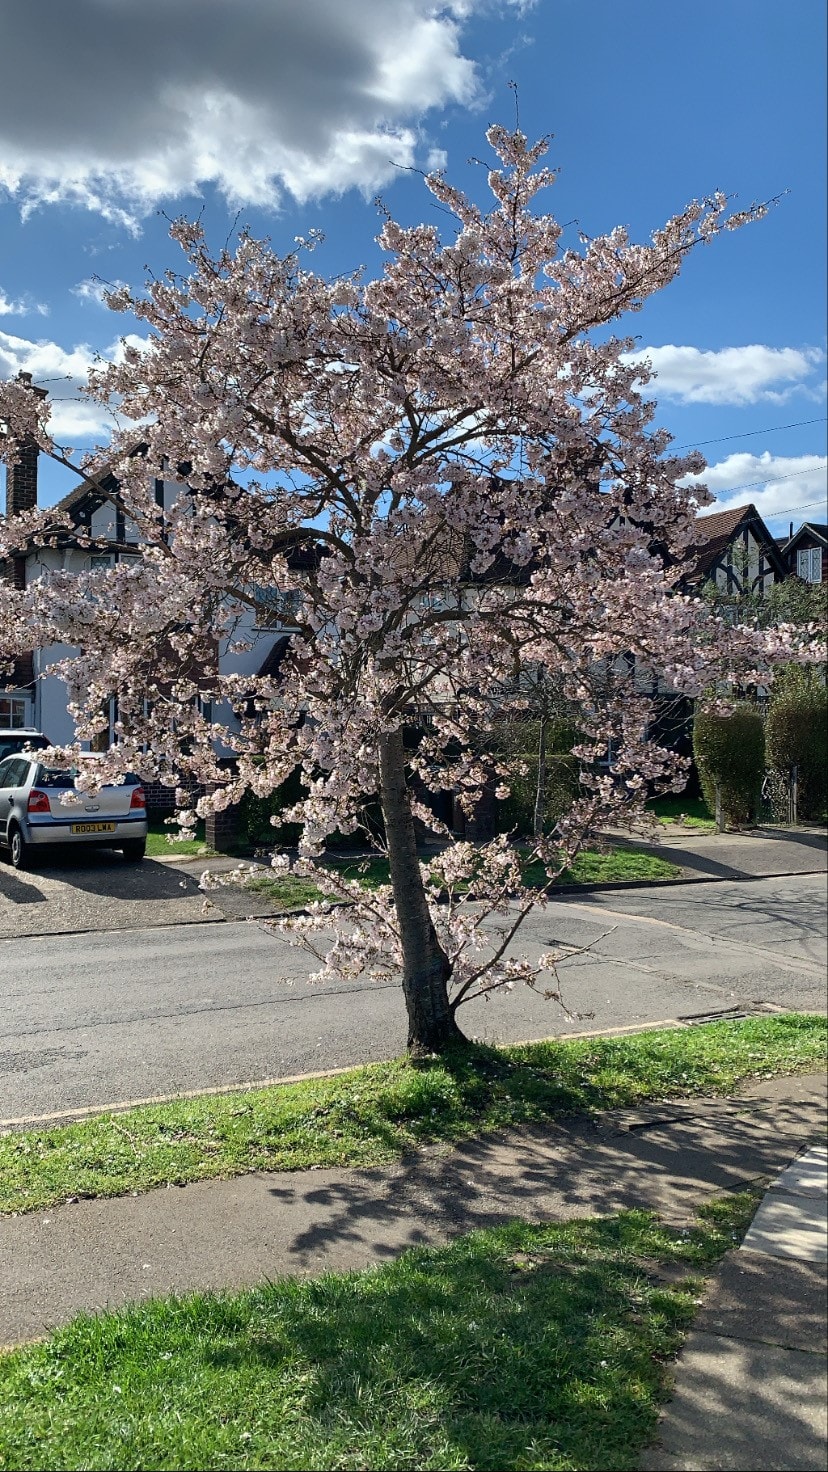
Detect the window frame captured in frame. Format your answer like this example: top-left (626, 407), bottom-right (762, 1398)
top-left (0, 696), bottom-right (29, 729)
top-left (797, 546), bottom-right (823, 584)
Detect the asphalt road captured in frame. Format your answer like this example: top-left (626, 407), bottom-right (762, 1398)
top-left (2, 871), bottom-right (826, 1124)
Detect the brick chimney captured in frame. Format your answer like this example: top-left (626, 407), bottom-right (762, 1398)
top-left (4, 372), bottom-right (47, 519)
top-left (2, 374), bottom-right (46, 694)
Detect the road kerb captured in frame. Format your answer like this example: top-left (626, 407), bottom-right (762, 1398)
top-left (0, 1008), bottom-right (776, 1132)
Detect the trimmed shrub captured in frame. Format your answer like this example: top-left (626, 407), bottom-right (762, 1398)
top-left (497, 753), bottom-right (580, 835)
top-left (491, 714), bottom-right (580, 836)
top-left (693, 705), bottom-right (765, 828)
top-left (766, 683), bottom-right (828, 821)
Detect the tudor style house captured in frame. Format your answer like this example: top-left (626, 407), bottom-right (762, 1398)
top-left (683, 502), bottom-right (787, 600)
top-left (1, 421), bottom-right (296, 758)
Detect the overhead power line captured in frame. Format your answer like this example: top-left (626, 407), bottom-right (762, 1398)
top-left (701, 464), bottom-right (828, 495)
top-left (674, 416), bottom-right (827, 452)
top-left (761, 498), bottom-right (827, 517)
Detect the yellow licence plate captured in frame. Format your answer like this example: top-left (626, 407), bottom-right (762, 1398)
top-left (70, 822), bottom-right (118, 834)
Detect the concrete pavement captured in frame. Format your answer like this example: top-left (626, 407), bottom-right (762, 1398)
top-left (610, 822), bottom-right (828, 884)
top-left (640, 1141), bottom-right (828, 1471)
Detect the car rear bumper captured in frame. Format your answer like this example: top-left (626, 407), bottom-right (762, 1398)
top-left (24, 816), bottom-right (148, 846)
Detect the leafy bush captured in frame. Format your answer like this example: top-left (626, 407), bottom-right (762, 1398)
top-left (237, 767), bottom-right (305, 848)
top-left (491, 715), bottom-right (580, 835)
top-left (766, 679), bottom-right (828, 821)
top-left (693, 705), bottom-right (765, 828)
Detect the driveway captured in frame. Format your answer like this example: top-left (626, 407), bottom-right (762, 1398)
top-left (0, 850), bottom-right (218, 939)
top-left (2, 871), bottom-right (825, 1124)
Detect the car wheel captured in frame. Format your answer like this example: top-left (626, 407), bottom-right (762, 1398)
top-left (9, 824), bottom-right (30, 871)
top-left (122, 839), bottom-right (147, 862)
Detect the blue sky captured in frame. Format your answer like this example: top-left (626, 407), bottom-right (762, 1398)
top-left (1, 0), bottom-right (825, 532)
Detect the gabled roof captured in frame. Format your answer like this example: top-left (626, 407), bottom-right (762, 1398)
top-left (53, 467), bottom-right (119, 517)
top-left (685, 502), bottom-right (787, 585)
top-left (783, 521), bottom-right (828, 552)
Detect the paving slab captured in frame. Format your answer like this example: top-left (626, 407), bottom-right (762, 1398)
top-left (771, 1144), bottom-right (828, 1199)
top-left (694, 1250), bottom-right (827, 1353)
top-left (741, 1190), bottom-right (828, 1262)
top-left (638, 1333), bottom-right (827, 1471)
top-left (641, 1137), bottom-right (828, 1471)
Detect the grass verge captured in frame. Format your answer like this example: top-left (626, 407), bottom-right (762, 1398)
top-left (1, 1015), bottom-right (823, 1217)
top-left (0, 1193), bottom-right (760, 1472)
top-left (526, 847), bottom-right (680, 886)
top-left (245, 846), bottom-right (681, 908)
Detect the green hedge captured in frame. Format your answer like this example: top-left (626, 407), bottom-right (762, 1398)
top-left (693, 705), bottom-right (765, 828)
top-left (497, 752), bottom-right (579, 835)
top-left (236, 767), bottom-right (305, 848)
top-left (766, 681), bottom-right (828, 821)
top-left (491, 715), bottom-right (580, 836)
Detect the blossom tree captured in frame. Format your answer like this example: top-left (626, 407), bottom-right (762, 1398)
top-left (0, 127), bottom-right (803, 1052)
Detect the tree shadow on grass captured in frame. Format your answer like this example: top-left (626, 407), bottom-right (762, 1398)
top-left (199, 1213), bottom-right (705, 1472)
top-left (256, 1038), bottom-right (825, 1271)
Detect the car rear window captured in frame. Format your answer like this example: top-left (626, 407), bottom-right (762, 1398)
top-left (0, 736), bottom-right (49, 761)
top-left (36, 766), bottom-right (140, 788)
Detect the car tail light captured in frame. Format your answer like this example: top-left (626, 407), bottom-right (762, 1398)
top-left (130, 785), bottom-right (146, 810)
top-left (27, 789), bottom-right (51, 814)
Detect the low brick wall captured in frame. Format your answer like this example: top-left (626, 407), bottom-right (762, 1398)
top-left (143, 778), bottom-right (203, 816)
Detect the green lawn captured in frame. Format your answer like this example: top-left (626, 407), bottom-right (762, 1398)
top-left (145, 818), bottom-right (215, 859)
top-left (0, 1194), bottom-right (759, 1472)
top-left (526, 847), bottom-right (680, 886)
top-left (245, 847), bottom-right (680, 909)
top-left (649, 796), bottom-right (716, 832)
top-left (1, 1016), bottom-right (823, 1217)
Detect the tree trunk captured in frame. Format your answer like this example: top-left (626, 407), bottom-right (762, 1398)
top-left (90, 700), bottom-right (111, 752)
top-left (533, 712), bottom-right (547, 839)
top-left (378, 730), bottom-right (466, 1054)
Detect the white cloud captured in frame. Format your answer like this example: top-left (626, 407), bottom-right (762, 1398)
top-left (72, 278), bottom-right (127, 307)
top-left (0, 328), bottom-right (146, 442)
top-left (623, 344), bottom-right (825, 406)
top-left (682, 451), bottom-right (828, 528)
top-left (0, 0), bottom-right (484, 228)
top-left (0, 287), bottom-right (48, 317)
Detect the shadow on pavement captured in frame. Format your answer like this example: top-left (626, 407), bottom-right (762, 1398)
top-left (0, 865), bottom-right (48, 905)
top-left (752, 827), bottom-right (828, 854)
top-left (264, 1079), bottom-right (826, 1268)
top-left (640, 1326), bottom-right (827, 1472)
top-left (615, 880), bottom-right (828, 959)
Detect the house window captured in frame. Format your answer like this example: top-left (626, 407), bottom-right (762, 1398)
top-left (90, 554), bottom-right (113, 572)
top-left (0, 696), bottom-right (29, 729)
top-left (797, 548), bottom-right (822, 583)
top-left (253, 586), bottom-right (302, 628)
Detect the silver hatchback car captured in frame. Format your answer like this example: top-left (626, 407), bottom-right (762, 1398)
top-left (0, 754), bottom-right (148, 869)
